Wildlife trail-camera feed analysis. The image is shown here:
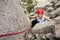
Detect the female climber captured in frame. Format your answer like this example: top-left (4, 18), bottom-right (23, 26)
top-left (29, 8), bottom-right (51, 28)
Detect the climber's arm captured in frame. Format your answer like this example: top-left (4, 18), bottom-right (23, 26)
top-left (29, 14), bottom-right (37, 19)
top-left (44, 16), bottom-right (51, 21)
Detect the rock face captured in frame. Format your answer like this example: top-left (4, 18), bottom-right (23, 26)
top-left (31, 21), bottom-right (55, 40)
top-left (55, 24), bottom-right (60, 38)
top-left (33, 21), bottom-right (55, 31)
top-left (54, 16), bottom-right (60, 38)
top-left (34, 0), bottom-right (52, 8)
top-left (0, 0), bottom-right (30, 40)
top-left (54, 16), bottom-right (60, 24)
top-left (30, 0), bottom-right (60, 39)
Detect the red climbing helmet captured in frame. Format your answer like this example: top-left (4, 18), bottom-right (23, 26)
top-left (37, 8), bottom-right (44, 15)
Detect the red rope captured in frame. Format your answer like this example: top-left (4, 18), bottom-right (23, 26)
top-left (0, 28), bottom-right (32, 37)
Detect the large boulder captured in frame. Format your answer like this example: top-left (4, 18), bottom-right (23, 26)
top-left (33, 21), bottom-right (55, 34)
top-left (32, 21), bottom-right (55, 40)
top-left (0, 0), bottom-right (30, 40)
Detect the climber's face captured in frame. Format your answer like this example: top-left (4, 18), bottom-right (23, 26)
top-left (37, 8), bottom-right (44, 19)
top-left (38, 14), bottom-right (43, 19)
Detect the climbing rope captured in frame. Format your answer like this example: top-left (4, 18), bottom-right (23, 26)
top-left (0, 28), bottom-right (32, 37)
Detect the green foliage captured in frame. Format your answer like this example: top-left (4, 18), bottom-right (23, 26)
top-left (27, 5), bottom-right (34, 13)
top-left (27, 0), bottom-right (33, 4)
top-left (21, 0), bottom-right (33, 4)
top-left (21, 0), bottom-right (36, 13)
top-left (21, 0), bottom-right (27, 2)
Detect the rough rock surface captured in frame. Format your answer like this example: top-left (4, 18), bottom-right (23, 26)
top-left (34, 0), bottom-right (52, 8)
top-left (31, 21), bottom-right (55, 40)
top-left (0, 0), bottom-right (30, 40)
top-left (54, 16), bottom-right (60, 24)
top-left (55, 24), bottom-right (60, 38)
top-left (0, 0), bottom-right (60, 40)
top-left (33, 21), bottom-right (55, 31)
